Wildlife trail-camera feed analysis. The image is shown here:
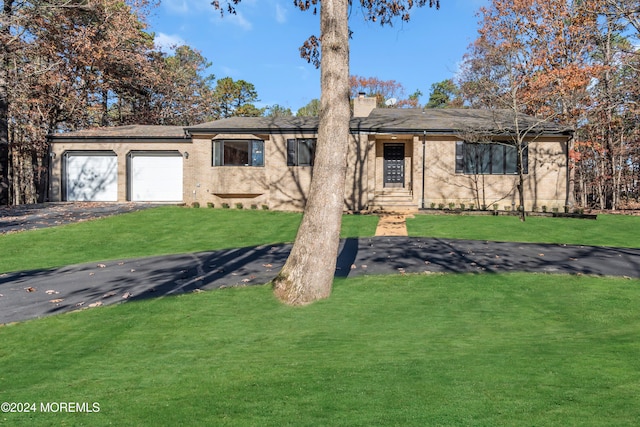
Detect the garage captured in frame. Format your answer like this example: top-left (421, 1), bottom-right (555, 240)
top-left (64, 151), bottom-right (118, 201)
top-left (128, 151), bottom-right (183, 202)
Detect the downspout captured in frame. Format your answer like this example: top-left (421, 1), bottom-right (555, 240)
top-left (421, 130), bottom-right (426, 209)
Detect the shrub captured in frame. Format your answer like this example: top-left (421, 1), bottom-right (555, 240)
top-left (448, 202), bottom-right (456, 210)
top-left (460, 203), bottom-right (466, 210)
top-left (261, 205), bottom-right (269, 210)
top-left (250, 204), bottom-right (258, 210)
top-left (469, 204), bottom-right (475, 211)
top-left (235, 203), bottom-right (244, 209)
top-left (207, 202), bottom-right (214, 208)
top-left (222, 203), bottom-right (230, 209)
top-left (430, 202), bottom-right (436, 209)
top-left (191, 202), bottom-right (200, 208)
top-left (542, 205), bottom-right (547, 213)
top-left (438, 203), bottom-right (445, 210)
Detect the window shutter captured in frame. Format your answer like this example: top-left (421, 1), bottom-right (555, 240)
top-left (286, 139), bottom-right (297, 166)
top-left (455, 141), bottom-right (464, 173)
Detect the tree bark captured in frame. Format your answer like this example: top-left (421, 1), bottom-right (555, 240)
top-left (0, 0), bottom-right (14, 205)
top-left (272, 0), bottom-right (350, 305)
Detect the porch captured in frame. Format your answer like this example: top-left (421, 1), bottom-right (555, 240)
top-left (369, 138), bottom-right (419, 212)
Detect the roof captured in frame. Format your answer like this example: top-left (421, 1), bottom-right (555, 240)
top-left (50, 125), bottom-right (187, 140)
top-left (353, 109), bottom-right (573, 135)
top-left (186, 116), bottom-right (319, 134)
top-left (50, 109), bottom-right (573, 140)
top-left (186, 108), bottom-right (573, 136)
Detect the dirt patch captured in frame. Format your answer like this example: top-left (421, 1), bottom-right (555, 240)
top-left (375, 213), bottom-right (414, 236)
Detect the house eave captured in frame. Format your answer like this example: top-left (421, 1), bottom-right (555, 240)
top-left (49, 136), bottom-right (189, 143)
top-left (186, 127), bottom-right (320, 135)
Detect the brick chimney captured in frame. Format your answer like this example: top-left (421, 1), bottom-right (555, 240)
top-left (353, 92), bottom-right (376, 117)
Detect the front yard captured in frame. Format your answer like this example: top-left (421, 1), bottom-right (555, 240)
top-left (2, 207), bottom-right (640, 425)
top-left (1, 273), bottom-right (639, 426)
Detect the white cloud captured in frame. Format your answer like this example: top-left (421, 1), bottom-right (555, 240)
top-left (163, 0), bottom-right (190, 14)
top-left (163, 0), bottom-right (218, 16)
top-left (275, 3), bottom-right (287, 24)
top-left (227, 11), bottom-right (253, 30)
top-left (210, 9), bottom-right (252, 30)
top-left (154, 33), bottom-right (186, 52)
top-left (297, 65), bottom-right (310, 80)
top-left (218, 65), bottom-right (239, 78)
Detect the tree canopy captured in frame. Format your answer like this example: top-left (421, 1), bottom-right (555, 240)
top-left (425, 79), bottom-right (461, 108)
top-left (458, 0), bottom-right (640, 211)
top-left (349, 75), bottom-right (421, 108)
top-left (0, 0), bottom-right (265, 204)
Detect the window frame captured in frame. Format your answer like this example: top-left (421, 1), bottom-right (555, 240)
top-left (455, 140), bottom-right (528, 175)
top-left (212, 139), bottom-right (264, 167)
top-left (287, 138), bottom-right (317, 167)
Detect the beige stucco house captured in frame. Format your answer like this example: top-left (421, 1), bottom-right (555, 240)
top-left (49, 96), bottom-right (572, 212)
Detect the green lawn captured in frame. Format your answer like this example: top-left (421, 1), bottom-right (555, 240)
top-left (3, 209), bottom-right (640, 424)
top-left (1, 273), bottom-right (639, 426)
top-left (0, 207), bottom-right (378, 273)
top-left (407, 213), bottom-right (640, 248)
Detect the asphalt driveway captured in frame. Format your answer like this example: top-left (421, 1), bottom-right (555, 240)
top-left (0, 202), bottom-right (158, 234)
top-left (2, 236), bottom-right (640, 324)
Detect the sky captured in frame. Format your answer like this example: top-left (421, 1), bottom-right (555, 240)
top-left (149, 0), bottom-right (489, 113)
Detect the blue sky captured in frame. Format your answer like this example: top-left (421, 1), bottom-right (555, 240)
top-left (149, 0), bottom-right (488, 112)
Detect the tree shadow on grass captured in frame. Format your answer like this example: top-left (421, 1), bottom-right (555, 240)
top-left (2, 237), bottom-right (640, 324)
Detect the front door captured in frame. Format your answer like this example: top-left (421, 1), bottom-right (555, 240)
top-left (383, 143), bottom-right (405, 187)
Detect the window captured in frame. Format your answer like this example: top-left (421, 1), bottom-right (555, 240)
top-left (287, 138), bottom-right (316, 166)
top-left (212, 140), bottom-right (264, 166)
top-left (455, 141), bottom-right (528, 175)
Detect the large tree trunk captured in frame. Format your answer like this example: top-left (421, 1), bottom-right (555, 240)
top-left (0, 0), bottom-right (14, 205)
top-left (272, 0), bottom-right (350, 305)
top-left (0, 94), bottom-right (8, 205)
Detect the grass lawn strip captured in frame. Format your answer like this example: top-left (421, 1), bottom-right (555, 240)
top-left (407, 213), bottom-right (640, 248)
top-left (1, 273), bottom-right (639, 426)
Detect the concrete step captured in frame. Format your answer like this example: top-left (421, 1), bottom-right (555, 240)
top-left (370, 191), bottom-right (417, 212)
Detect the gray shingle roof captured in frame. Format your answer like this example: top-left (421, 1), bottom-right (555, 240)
top-left (50, 125), bottom-right (187, 139)
top-left (51, 109), bottom-right (573, 139)
top-left (186, 108), bottom-right (572, 136)
top-left (354, 109), bottom-right (573, 135)
top-left (186, 116), bottom-right (319, 134)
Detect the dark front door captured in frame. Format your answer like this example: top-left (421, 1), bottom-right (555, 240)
top-left (384, 143), bottom-right (405, 187)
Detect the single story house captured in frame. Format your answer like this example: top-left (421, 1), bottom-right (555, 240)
top-left (48, 96), bottom-right (573, 212)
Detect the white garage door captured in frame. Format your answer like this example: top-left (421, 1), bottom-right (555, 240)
top-left (66, 152), bottom-right (118, 202)
top-left (130, 153), bottom-right (183, 202)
